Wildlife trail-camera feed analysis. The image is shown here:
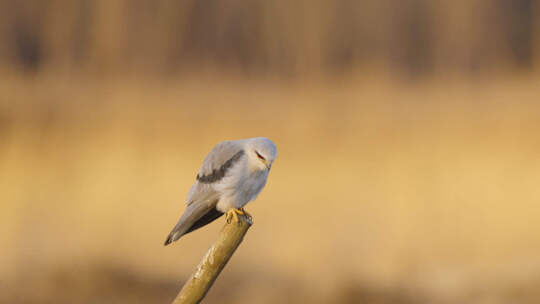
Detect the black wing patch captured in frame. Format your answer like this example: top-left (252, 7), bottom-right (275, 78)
top-left (196, 150), bottom-right (245, 183)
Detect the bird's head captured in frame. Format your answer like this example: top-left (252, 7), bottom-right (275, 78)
top-left (247, 137), bottom-right (277, 171)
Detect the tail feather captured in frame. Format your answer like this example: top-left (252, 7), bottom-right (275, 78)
top-left (185, 208), bottom-right (223, 234)
top-left (164, 231), bottom-right (181, 246)
top-left (163, 207), bottom-right (223, 246)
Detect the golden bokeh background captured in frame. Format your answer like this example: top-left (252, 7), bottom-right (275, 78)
top-left (1, 1), bottom-right (540, 303)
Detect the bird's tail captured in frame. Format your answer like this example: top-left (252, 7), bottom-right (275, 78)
top-left (164, 215), bottom-right (190, 246)
top-left (164, 230), bottom-right (182, 246)
top-left (164, 207), bottom-right (224, 246)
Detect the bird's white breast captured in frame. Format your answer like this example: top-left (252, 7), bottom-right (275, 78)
top-left (215, 158), bottom-right (269, 212)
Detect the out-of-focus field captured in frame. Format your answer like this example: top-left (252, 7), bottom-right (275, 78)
top-left (2, 74), bottom-right (540, 303)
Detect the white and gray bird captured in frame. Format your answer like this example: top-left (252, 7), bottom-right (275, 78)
top-left (164, 137), bottom-right (277, 245)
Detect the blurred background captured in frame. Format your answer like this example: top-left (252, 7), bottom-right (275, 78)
top-left (1, 1), bottom-right (540, 303)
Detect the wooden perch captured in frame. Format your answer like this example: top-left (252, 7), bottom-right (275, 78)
top-left (172, 214), bottom-right (253, 304)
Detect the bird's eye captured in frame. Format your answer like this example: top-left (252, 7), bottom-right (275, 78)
top-left (255, 151), bottom-right (266, 161)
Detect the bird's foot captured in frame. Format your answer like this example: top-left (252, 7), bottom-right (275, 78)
top-left (226, 208), bottom-right (242, 224)
top-left (239, 208), bottom-right (253, 222)
top-left (226, 208), bottom-right (252, 224)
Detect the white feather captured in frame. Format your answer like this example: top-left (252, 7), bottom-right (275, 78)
top-left (215, 137), bottom-right (276, 212)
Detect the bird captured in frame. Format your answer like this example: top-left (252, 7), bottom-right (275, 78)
top-left (164, 137), bottom-right (277, 246)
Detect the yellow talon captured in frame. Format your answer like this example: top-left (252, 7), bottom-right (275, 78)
top-left (225, 208), bottom-right (252, 224)
top-left (226, 208), bottom-right (242, 224)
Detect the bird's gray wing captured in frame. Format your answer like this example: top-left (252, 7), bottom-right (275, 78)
top-left (164, 141), bottom-right (245, 245)
top-left (194, 140), bottom-right (245, 185)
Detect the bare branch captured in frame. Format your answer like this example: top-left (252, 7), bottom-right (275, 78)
top-left (172, 215), bottom-right (252, 304)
